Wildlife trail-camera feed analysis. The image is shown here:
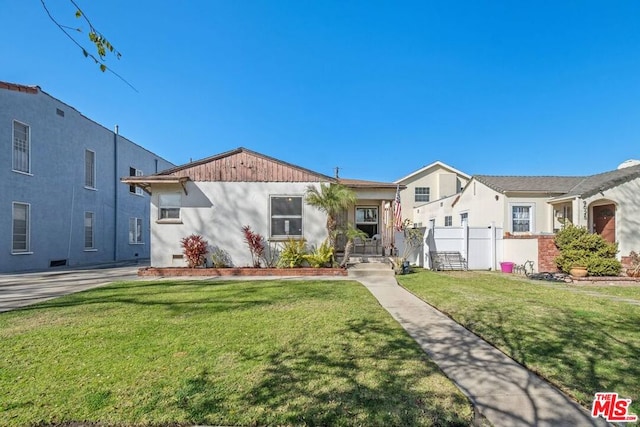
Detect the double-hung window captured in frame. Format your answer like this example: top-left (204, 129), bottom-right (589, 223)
top-left (270, 196), bottom-right (302, 238)
top-left (444, 215), bottom-right (452, 227)
top-left (129, 218), bottom-right (143, 244)
top-left (511, 205), bottom-right (534, 233)
top-left (84, 212), bottom-right (95, 250)
top-left (129, 167), bottom-right (143, 195)
top-left (158, 193), bottom-right (181, 220)
top-left (85, 150), bottom-right (96, 189)
top-left (13, 121), bottom-right (30, 174)
top-left (12, 202), bottom-right (30, 253)
top-left (415, 187), bottom-right (430, 202)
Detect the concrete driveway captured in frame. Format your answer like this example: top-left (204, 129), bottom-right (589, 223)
top-left (0, 265), bottom-right (141, 313)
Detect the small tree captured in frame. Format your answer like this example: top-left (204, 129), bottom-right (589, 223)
top-left (554, 224), bottom-right (621, 276)
top-left (181, 234), bottom-right (208, 268)
top-left (339, 224), bottom-right (368, 268)
top-left (305, 183), bottom-right (356, 256)
top-left (241, 225), bottom-right (265, 267)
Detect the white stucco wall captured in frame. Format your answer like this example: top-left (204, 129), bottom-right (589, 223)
top-left (502, 238), bottom-right (539, 272)
top-left (398, 166), bottom-right (469, 223)
top-left (452, 180), bottom-right (503, 227)
top-left (413, 194), bottom-right (458, 228)
top-left (150, 181), bottom-right (328, 267)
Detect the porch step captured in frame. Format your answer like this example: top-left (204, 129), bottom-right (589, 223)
top-left (346, 255), bottom-right (390, 264)
top-left (348, 261), bottom-right (395, 277)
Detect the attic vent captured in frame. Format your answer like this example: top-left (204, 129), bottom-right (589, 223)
top-left (56, 108), bottom-right (65, 117)
top-left (49, 259), bottom-right (68, 267)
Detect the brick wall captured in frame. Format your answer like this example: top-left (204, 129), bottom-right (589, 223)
top-left (537, 235), bottom-right (560, 272)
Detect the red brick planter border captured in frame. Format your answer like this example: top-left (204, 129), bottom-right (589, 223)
top-left (138, 267), bottom-right (348, 277)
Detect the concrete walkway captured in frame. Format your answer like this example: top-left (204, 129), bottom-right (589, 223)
top-left (349, 263), bottom-right (610, 427)
top-left (0, 264), bottom-right (140, 312)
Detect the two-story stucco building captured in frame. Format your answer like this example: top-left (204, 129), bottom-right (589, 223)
top-left (1, 81), bottom-right (174, 273)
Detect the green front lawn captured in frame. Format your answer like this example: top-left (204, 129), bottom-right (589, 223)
top-left (0, 279), bottom-right (472, 426)
top-left (397, 270), bottom-right (640, 416)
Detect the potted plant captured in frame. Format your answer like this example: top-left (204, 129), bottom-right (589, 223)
top-left (569, 264), bottom-right (588, 278)
top-left (627, 251), bottom-right (640, 277)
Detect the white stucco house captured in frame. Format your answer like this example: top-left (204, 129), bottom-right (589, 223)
top-left (394, 161), bottom-right (470, 227)
top-left (416, 161), bottom-right (640, 271)
top-left (123, 148), bottom-right (399, 267)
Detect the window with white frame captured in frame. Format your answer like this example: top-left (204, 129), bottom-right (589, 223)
top-left (415, 187), bottom-right (430, 202)
top-left (460, 212), bottom-right (468, 225)
top-left (158, 193), bottom-right (181, 220)
top-left (444, 216), bottom-right (452, 227)
top-left (12, 202), bottom-right (30, 253)
top-left (270, 196), bottom-right (302, 238)
top-left (84, 212), bottom-right (95, 250)
top-left (12, 121), bottom-right (30, 173)
top-left (129, 217), bottom-right (143, 244)
top-left (511, 204), bottom-right (534, 233)
top-left (129, 167), bottom-right (143, 195)
top-left (85, 150), bottom-right (96, 188)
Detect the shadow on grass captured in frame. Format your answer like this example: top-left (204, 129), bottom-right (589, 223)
top-left (8, 280), bottom-right (346, 317)
top-left (454, 303), bottom-right (640, 417)
top-left (173, 318), bottom-right (472, 426)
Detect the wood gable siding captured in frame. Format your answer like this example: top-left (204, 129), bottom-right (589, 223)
top-left (167, 151), bottom-right (329, 182)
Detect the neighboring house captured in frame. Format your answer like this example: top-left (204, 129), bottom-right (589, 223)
top-left (123, 148), bottom-right (399, 268)
top-left (1, 81), bottom-right (174, 273)
top-left (419, 161), bottom-right (640, 270)
top-left (394, 161), bottom-right (470, 226)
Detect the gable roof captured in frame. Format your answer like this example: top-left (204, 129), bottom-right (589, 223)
top-left (471, 163), bottom-right (640, 199)
top-left (394, 161), bottom-right (470, 184)
top-left (474, 175), bottom-right (583, 194)
top-left (338, 178), bottom-right (402, 189)
top-left (553, 163), bottom-right (640, 200)
top-left (156, 147), bottom-right (336, 182)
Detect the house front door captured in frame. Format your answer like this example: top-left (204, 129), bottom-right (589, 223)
top-left (593, 204), bottom-right (616, 243)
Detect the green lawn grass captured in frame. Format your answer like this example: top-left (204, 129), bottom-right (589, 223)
top-left (397, 270), bottom-right (640, 416)
top-left (0, 279), bottom-right (472, 426)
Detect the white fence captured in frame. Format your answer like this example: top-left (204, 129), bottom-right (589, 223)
top-left (423, 224), bottom-right (504, 270)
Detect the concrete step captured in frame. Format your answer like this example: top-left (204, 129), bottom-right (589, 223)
top-left (348, 261), bottom-right (395, 278)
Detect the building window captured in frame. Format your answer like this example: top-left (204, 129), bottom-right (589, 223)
top-left (415, 187), bottom-right (430, 202)
top-left (511, 205), bottom-right (534, 233)
top-left (270, 196), bottom-right (302, 238)
top-left (460, 212), bottom-right (468, 225)
top-left (12, 202), bottom-right (30, 253)
top-left (444, 216), bottom-right (452, 227)
top-left (129, 167), bottom-right (143, 195)
top-left (158, 193), bottom-right (181, 220)
top-left (12, 121), bottom-right (30, 174)
top-left (356, 206), bottom-right (378, 237)
top-left (84, 212), bottom-right (95, 250)
top-left (129, 218), bottom-right (143, 244)
top-left (85, 150), bottom-right (96, 189)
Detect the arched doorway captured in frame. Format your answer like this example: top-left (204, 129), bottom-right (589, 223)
top-left (592, 203), bottom-right (616, 243)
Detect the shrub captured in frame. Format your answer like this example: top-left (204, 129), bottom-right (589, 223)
top-left (277, 239), bottom-right (308, 268)
top-left (554, 224), bottom-right (621, 276)
top-left (181, 234), bottom-right (208, 268)
top-left (242, 225), bottom-right (265, 267)
top-left (210, 246), bottom-right (232, 268)
top-left (303, 239), bottom-right (334, 268)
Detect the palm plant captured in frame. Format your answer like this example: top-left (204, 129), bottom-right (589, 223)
top-left (305, 183), bottom-right (356, 250)
top-left (339, 224), bottom-right (368, 268)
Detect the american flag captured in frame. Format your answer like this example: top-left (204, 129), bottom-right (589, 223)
top-left (393, 185), bottom-right (402, 231)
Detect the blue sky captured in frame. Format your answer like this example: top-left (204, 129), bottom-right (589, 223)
top-left (2, 1), bottom-right (639, 182)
